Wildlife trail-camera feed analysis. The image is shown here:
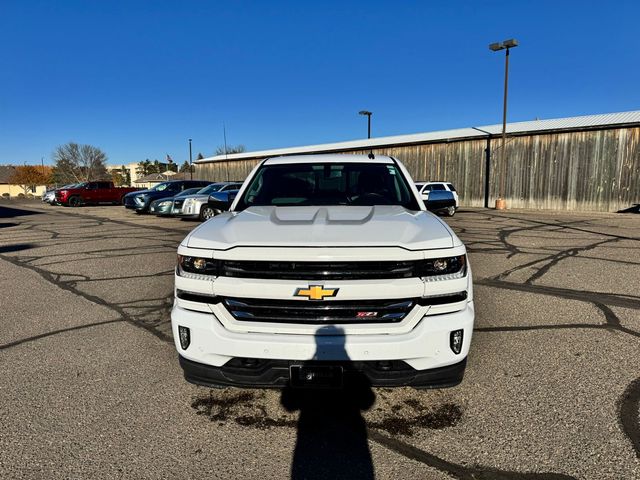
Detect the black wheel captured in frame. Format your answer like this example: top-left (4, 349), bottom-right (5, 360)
top-left (199, 206), bottom-right (220, 221)
top-left (120, 196), bottom-right (126, 205)
top-left (68, 196), bottom-right (81, 207)
top-left (446, 206), bottom-right (455, 217)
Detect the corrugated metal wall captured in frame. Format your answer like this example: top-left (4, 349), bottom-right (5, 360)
top-left (195, 126), bottom-right (640, 212)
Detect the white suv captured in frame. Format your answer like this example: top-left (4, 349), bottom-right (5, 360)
top-left (177, 182), bottom-right (243, 221)
top-left (171, 155), bottom-right (474, 389)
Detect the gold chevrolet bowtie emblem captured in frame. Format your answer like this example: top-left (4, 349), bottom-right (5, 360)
top-left (294, 285), bottom-right (339, 301)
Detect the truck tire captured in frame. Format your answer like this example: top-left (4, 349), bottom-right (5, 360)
top-left (446, 206), bottom-right (455, 217)
top-left (120, 196), bottom-right (126, 205)
top-left (199, 206), bottom-right (220, 221)
top-left (68, 196), bottom-right (81, 208)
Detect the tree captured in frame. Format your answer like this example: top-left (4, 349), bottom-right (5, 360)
top-left (179, 161), bottom-right (193, 173)
top-left (9, 166), bottom-right (52, 195)
top-left (138, 159), bottom-right (152, 176)
top-left (52, 142), bottom-right (108, 184)
top-left (111, 170), bottom-right (126, 186)
top-left (110, 165), bottom-right (131, 186)
top-left (215, 144), bottom-right (246, 156)
top-left (121, 164), bottom-right (131, 185)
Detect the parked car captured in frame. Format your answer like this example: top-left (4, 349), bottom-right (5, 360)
top-left (176, 182), bottom-right (243, 220)
top-left (55, 181), bottom-right (141, 207)
top-left (200, 189), bottom-right (241, 220)
top-left (149, 188), bottom-right (202, 216)
top-left (42, 184), bottom-right (77, 204)
top-left (415, 181), bottom-right (458, 215)
top-left (424, 190), bottom-right (457, 216)
top-left (123, 180), bottom-right (212, 213)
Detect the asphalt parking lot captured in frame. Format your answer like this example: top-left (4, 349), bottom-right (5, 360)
top-left (0, 200), bottom-right (638, 480)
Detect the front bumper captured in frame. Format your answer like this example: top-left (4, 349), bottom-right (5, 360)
top-left (179, 355), bottom-right (467, 389)
top-left (171, 300), bottom-right (474, 387)
top-left (176, 201), bottom-right (201, 218)
top-left (124, 196), bottom-right (149, 211)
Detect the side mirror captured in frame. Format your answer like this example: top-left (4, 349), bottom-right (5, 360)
top-left (208, 195), bottom-right (230, 212)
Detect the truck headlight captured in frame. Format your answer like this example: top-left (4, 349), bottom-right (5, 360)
top-left (177, 255), bottom-right (221, 278)
top-left (419, 255), bottom-right (466, 281)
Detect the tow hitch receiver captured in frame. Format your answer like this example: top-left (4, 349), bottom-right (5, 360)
top-left (290, 365), bottom-right (344, 388)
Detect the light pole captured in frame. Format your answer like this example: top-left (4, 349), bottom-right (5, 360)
top-left (489, 38), bottom-right (518, 209)
top-left (188, 138), bottom-right (193, 180)
top-left (359, 110), bottom-right (372, 139)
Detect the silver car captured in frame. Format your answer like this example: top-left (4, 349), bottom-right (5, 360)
top-left (176, 182), bottom-right (243, 220)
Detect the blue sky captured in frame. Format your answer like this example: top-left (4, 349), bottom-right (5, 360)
top-left (1, 0), bottom-right (639, 166)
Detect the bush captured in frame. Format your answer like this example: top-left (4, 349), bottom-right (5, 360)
top-left (17, 193), bottom-right (25, 198)
top-left (1, 193), bottom-right (9, 199)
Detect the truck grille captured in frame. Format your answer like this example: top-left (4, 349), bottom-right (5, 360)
top-left (219, 260), bottom-right (418, 280)
top-left (222, 297), bottom-right (416, 324)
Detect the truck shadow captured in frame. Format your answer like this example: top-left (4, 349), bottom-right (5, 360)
top-left (280, 325), bottom-right (376, 480)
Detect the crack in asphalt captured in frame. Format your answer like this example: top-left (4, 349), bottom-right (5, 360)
top-left (369, 430), bottom-right (577, 480)
top-left (476, 279), bottom-right (640, 311)
top-left (458, 211), bottom-right (640, 465)
top-left (0, 252), bottom-right (173, 344)
top-left (1, 204), bottom-right (638, 478)
top-left (0, 318), bottom-right (124, 350)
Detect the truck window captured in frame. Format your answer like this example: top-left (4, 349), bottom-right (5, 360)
top-left (236, 162), bottom-right (420, 211)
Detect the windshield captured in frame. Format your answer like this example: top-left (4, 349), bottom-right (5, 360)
top-left (176, 188), bottom-right (202, 198)
top-left (195, 183), bottom-right (225, 195)
top-left (151, 182), bottom-right (171, 192)
top-left (236, 162), bottom-right (420, 211)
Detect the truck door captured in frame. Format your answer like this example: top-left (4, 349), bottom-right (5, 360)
top-left (84, 182), bottom-right (99, 203)
top-left (97, 182), bottom-right (112, 202)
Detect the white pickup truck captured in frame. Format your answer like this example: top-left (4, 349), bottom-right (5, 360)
top-left (171, 154), bottom-right (474, 389)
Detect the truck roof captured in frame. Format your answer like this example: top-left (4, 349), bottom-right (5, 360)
top-left (263, 154), bottom-right (394, 165)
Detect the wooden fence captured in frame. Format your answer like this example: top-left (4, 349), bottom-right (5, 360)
top-left (195, 126), bottom-right (640, 212)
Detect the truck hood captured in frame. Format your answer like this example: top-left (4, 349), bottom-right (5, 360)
top-left (186, 205), bottom-right (456, 250)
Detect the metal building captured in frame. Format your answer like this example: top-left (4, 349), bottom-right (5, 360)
top-left (194, 111), bottom-right (640, 212)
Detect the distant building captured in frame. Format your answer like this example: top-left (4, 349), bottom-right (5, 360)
top-left (194, 110), bottom-right (640, 212)
top-left (0, 165), bottom-right (47, 198)
top-left (107, 162), bottom-right (143, 185)
top-left (133, 171), bottom-right (193, 189)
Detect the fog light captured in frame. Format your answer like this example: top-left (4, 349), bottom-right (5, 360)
top-left (450, 329), bottom-right (463, 354)
top-left (178, 326), bottom-right (190, 350)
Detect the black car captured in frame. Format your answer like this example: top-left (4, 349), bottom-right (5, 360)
top-left (199, 189), bottom-right (240, 220)
top-left (123, 180), bottom-right (212, 213)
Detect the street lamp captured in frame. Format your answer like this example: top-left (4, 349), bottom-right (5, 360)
top-left (489, 38), bottom-right (518, 209)
top-left (359, 110), bottom-right (372, 139)
top-left (188, 138), bottom-right (193, 180)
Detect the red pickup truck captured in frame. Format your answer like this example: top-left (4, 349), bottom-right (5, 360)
top-left (55, 181), bottom-right (141, 207)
